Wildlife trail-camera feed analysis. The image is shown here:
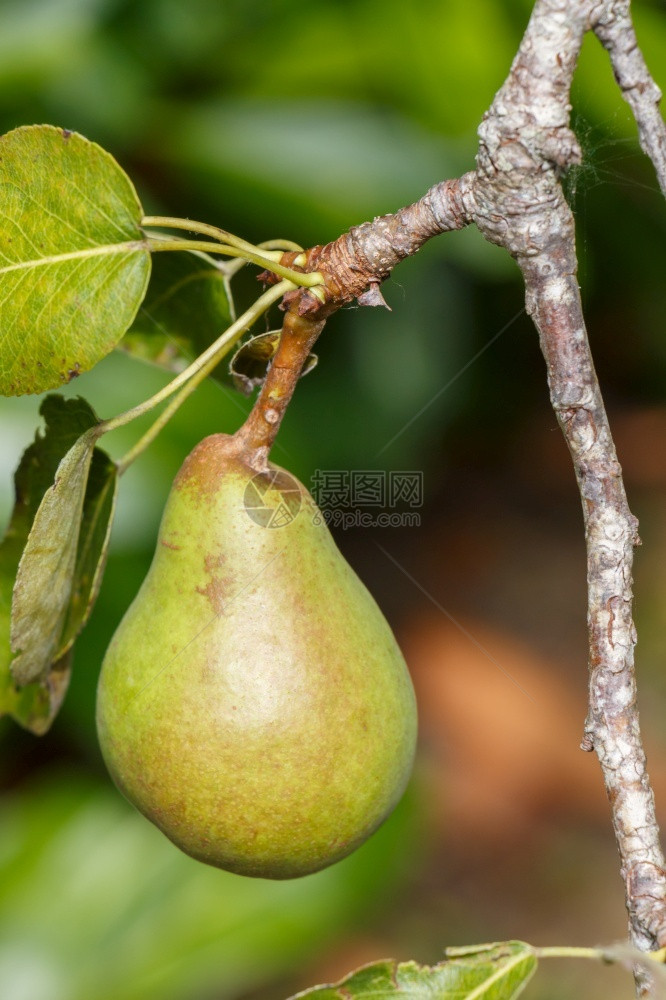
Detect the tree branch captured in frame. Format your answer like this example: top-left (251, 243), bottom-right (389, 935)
top-left (520, 235), bottom-right (666, 956)
top-left (265, 0), bottom-right (666, 979)
top-left (271, 174), bottom-right (476, 315)
top-left (469, 0), bottom-right (666, 984)
top-left (592, 0), bottom-right (666, 197)
top-left (307, 173), bottom-right (476, 306)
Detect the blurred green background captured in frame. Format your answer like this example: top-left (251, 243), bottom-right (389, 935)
top-left (1, 1), bottom-right (666, 998)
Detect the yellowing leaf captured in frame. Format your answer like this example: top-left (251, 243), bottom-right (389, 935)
top-left (0, 124), bottom-right (151, 395)
top-left (290, 943), bottom-right (537, 1000)
top-left (120, 248), bottom-right (233, 378)
top-left (1, 396), bottom-right (117, 731)
top-left (10, 426), bottom-right (99, 682)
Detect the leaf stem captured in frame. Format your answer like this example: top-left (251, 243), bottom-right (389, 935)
top-left (114, 385), bottom-right (187, 476)
top-left (147, 237), bottom-right (320, 288)
top-left (223, 238), bottom-right (306, 280)
top-left (259, 238), bottom-right (304, 253)
top-left (143, 218), bottom-right (320, 288)
top-left (115, 389), bottom-right (184, 476)
top-left (535, 947), bottom-right (610, 962)
top-left (100, 280), bottom-right (292, 454)
top-left (142, 214), bottom-right (271, 256)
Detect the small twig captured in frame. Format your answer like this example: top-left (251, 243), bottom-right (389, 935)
top-left (592, 0), bottom-right (666, 197)
top-left (270, 174), bottom-right (475, 316)
top-left (235, 173), bottom-right (477, 469)
top-left (306, 173), bottom-right (476, 305)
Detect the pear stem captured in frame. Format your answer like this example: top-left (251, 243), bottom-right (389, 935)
top-left (234, 306), bottom-right (326, 468)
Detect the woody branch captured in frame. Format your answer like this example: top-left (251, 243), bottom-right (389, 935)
top-left (261, 0), bottom-right (666, 982)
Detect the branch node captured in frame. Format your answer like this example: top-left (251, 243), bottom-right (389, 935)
top-left (357, 281), bottom-right (391, 310)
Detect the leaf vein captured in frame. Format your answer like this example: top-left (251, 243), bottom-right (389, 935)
top-left (0, 241), bottom-right (146, 276)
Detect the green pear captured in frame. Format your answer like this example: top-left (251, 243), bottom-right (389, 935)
top-left (96, 434), bottom-right (417, 879)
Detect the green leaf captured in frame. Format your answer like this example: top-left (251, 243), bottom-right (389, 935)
top-left (0, 539), bottom-right (72, 736)
top-left (1, 396), bottom-right (117, 732)
top-left (0, 124), bottom-right (151, 396)
top-left (0, 645), bottom-right (71, 736)
top-left (230, 330), bottom-right (318, 395)
top-left (0, 395), bottom-right (100, 731)
top-left (120, 247), bottom-right (233, 379)
top-left (59, 445), bottom-right (118, 654)
top-left (11, 426), bottom-right (98, 683)
top-left (290, 943), bottom-right (537, 1000)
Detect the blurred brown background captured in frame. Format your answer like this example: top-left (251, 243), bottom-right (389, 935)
top-left (1, 1), bottom-right (666, 998)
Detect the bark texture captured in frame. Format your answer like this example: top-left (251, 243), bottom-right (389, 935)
top-left (252, 0), bottom-right (666, 978)
top-left (470, 0), bottom-right (666, 966)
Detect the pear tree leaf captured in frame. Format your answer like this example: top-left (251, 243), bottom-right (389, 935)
top-left (7, 396), bottom-right (118, 705)
top-left (290, 942), bottom-right (538, 1000)
top-left (0, 646), bottom-right (71, 736)
top-left (120, 248), bottom-right (233, 380)
top-left (0, 395), bottom-right (102, 731)
top-left (0, 524), bottom-right (71, 735)
top-left (59, 446), bottom-right (118, 654)
top-left (0, 124), bottom-right (151, 396)
top-left (10, 427), bottom-right (98, 684)
top-left (230, 330), bottom-right (318, 395)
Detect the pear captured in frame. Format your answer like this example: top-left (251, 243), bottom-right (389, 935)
top-left (96, 434), bottom-right (417, 879)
